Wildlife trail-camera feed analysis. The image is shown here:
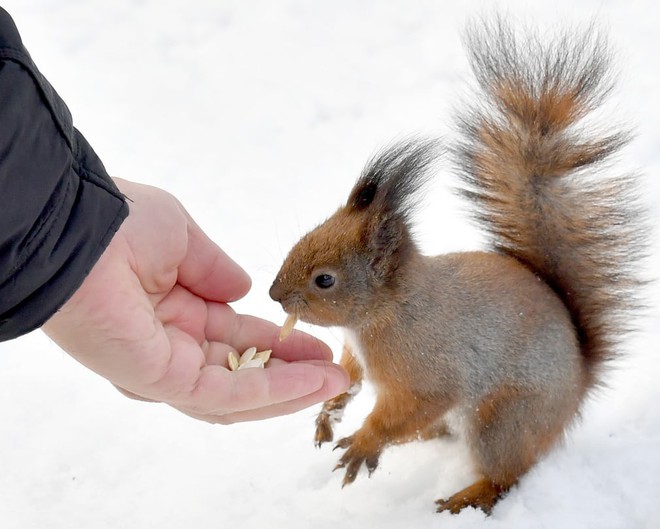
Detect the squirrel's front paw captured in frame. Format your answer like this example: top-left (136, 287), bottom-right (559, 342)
top-left (314, 389), bottom-right (358, 447)
top-left (333, 434), bottom-right (381, 487)
top-left (314, 411), bottom-right (335, 447)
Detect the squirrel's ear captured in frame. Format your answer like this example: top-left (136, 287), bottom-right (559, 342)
top-left (348, 179), bottom-right (379, 212)
top-left (367, 213), bottom-right (409, 280)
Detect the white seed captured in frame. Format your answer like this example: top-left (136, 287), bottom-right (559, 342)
top-left (239, 346), bottom-right (257, 366)
top-left (279, 313), bottom-right (298, 342)
top-left (255, 349), bottom-right (272, 364)
top-left (238, 358), bottom-right (265, 370)
top-left (229, 348), bottom-right (273, 371)
top-left (228, 351), bottom-right (240, 371)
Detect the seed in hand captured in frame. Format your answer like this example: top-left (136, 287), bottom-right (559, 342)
top-left (227, 347), bottom-right (272, 371)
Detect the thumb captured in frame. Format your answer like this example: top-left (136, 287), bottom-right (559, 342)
top-left (178, 213), bottom-right (252, 303)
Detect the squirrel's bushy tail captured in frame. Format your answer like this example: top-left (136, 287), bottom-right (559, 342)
top-left (454, 20), bottom-right (646, 387)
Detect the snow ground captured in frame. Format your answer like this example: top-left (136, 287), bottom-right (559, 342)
top-left (0, 1), bottom-right (659, 528)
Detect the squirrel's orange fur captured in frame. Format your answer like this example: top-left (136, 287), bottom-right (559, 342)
top-left (270, 20), bottom-right (646, 514)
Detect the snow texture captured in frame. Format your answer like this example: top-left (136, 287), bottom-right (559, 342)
top-left (1, 1), bottom-right (659, 528)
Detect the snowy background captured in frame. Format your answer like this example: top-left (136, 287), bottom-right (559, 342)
top-left (1, 1), bottom-right (659, 528)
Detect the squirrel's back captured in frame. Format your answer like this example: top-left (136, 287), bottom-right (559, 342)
top-left (454, 21), bottom-right (647, 389)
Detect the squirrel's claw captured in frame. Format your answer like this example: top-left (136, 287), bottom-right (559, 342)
top-left (333, 435), bottom-right (354, 451)
top-left (332, 434), bottom-right (381, 486)
top-left (337, 452), bottom-right (362, 487)
top-left (366, 456), bottom-right (379, 476)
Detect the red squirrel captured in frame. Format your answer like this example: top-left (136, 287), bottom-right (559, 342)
top-left (269, 21), bottom-right (646, 514)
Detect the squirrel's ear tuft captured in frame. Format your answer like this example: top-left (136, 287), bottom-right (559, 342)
top-left (347, 137), bottom-right (442, 218)
top-left (350, 180), bottom-right (379, 211)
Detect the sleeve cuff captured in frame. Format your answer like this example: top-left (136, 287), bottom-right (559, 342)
top-left (0, 8), bottom-right (128, 341)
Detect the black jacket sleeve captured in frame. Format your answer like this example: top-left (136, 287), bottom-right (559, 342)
top-left (0, 8), bottom-right (128, 341)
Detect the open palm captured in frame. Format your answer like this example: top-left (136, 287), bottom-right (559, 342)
top-left (43, 178), bottom-right (348, 423)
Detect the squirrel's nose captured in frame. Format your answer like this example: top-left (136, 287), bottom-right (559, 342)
top-left (269, 280), bottom-right (283, 303)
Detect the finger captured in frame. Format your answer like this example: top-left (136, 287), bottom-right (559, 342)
top-left (154, 284), bottom-right (210, 343)
top-left (113, 385), bottom-right (158, 403)
top-left (205, 304), bottom-right (333, 362)
top-left (203, 340), bottom-right (237, 366)
top-left (176, 360), bottom-right (348, 416)
top-left (182, 378), bottom-right (347, 424)
top-left (178, 213), bottom-right (252, 303)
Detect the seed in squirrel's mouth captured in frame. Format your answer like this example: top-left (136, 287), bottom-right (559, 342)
top-left (279, 313), bottom-right (298, 341)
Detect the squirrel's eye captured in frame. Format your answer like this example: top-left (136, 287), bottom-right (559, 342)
top-left (314, 274), bottom-right (336, 289)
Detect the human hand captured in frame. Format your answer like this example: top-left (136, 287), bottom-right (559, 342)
top-left (42, 178), bottom-right (349, 423)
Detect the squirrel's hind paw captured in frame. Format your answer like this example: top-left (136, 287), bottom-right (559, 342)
top-left (435, 479), bottom-right (508, 515)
